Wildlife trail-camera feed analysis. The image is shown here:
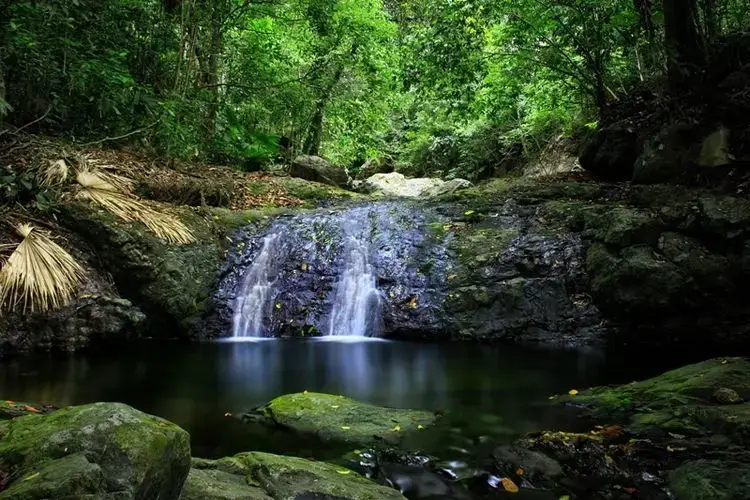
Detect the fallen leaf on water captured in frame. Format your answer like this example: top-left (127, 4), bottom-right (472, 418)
top-left (389, 424), bottom-right (401, 432)
top-left (500, 477), bottom-right (519, 493)
top-left (568, 389), bottom-right (579, 396)
top-left (301, 263), bottom-right (308, 272)
top-left (417, 424), bottom-right (425, 430)
top-left (224, 412), bottom-right (232, 417)
top-left (23, 406), bottom-right (40, 414)
top-left (408, 297), bottom-right (418, 309)
top-left (275, 303), bottom-right (281, 310)
top-left (516, 467), bottom-right (524, 476)
top-left (336, 469), bottom-right (352, 475)
top-left (341, 426), bottom-right (351, 430)
top-left (447, 275), bottom-right (457, 281)
top-left (465, 210), bottom-right (476, 216)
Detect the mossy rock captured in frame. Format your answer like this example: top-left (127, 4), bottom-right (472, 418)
top-left (247, 392), bottom-right (437, 448)
top-left (669, 459), bottom-right (750, 500)
top-left (59, 202), bottom-right (225, 334)
top-left (0, 402), bottom-right (191, 499)
top-left (586, 243), bottom-right (692, 318)
top-left (181, 452), bottom-right (405, 500)
top-left (583, 205), bottom-right (661, 247)
top-left (563, 358), bottom-right (750, 442)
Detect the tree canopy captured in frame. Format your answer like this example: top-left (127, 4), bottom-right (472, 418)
top-left (1, 0), bottom-right (748, 179)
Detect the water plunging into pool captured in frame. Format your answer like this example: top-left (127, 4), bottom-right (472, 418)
top-left (230, 206), bottom-right (401, 339)
top-left (232, 233), bottom-right (284, 338)
top-left (328, 234), bottom-right (382, 337)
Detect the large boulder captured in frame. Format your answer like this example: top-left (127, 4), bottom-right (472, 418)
top-left (181, 453), bottom-right (405, 500)
top-left (290, 155), bottom-right (350, 188)
top-left (355, 158), bottom-right (394, 181)
top-left (359, 172), bottom-right (471, 198)
top-left (0, 403), bottom-right (191, 499)
top-left (246, 392), bottom-right (438, 448)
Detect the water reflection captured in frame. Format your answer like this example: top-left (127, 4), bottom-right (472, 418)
top-left (0, 339), bottom-right (691, 458)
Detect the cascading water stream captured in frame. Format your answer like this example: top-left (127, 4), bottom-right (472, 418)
top-left (232, 233), bottom-right (283, 338)
top-left (224, 203), bottom-right (443, 340)
top-left (328, 235), bottom-right (382, 337)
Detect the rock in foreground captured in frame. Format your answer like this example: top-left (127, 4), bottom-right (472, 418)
top-left (0, 402), bottom-right (191, 499)
top-left (181, 452), bottom-right (405, 500)
top-left (246, 392), bottom-right (438, 448)
top-left (492, 358), bottom-right (750, 499)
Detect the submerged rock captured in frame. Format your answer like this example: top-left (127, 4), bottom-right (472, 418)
top-left (0, 402), bottom-right (191, 499)
top-left (245, 392), bottom-right (438, 448)
top-left (181, 452), bottom-right (405, 500)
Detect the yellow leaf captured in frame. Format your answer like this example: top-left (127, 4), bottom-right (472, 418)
top-left (408, 297), bottom-right (418, 309)
top-left (568, 389), bottom-right (579, 396)
top-left (516, 467), bottom-right (524, 476)
top-left (353, 449), bottom-right (361, 454)
top-left (417, 424), bottom-right (425, 430)
top-left (560, 496), bottom-right (571, 500)
top-left (548, 396), bottom-right (558, 400)
top-left (341, 426), bottom-right (351, 430)
top-left (301, 263), bottom-right (308, 272)
top-left (336, 469), bottom-right (352, 475)
top-left (303, 390), bottom-right (308, 394)
top-left (465, 210), bottom-right (476, 216)
top-left (447, 274), bottom-right (457, 281)
top-left (501, 477), bottom-right (519, 493)
top-left (23, 472), bottom-right (40, 481)
top-left (275, 303), bottom-right (281, 310)
top-left (389, 424), bottom-right (401, 432)
top-left (23, 405), bottom-right (40, 414)
top-left (331, 405), bottom-right (340, 409)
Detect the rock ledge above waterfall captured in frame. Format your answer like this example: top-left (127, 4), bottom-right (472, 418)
top-left (357, 172), bottom-right (472, 198)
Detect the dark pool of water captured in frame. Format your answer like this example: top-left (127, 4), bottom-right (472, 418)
top-left (0, 339), bottom-right (705, 460)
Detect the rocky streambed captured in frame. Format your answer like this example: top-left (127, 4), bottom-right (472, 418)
top-left (0, 357), bottom-right (747, 499)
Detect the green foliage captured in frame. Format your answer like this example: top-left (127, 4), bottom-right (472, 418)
top-left (1, 0), bottom-right (748, 181)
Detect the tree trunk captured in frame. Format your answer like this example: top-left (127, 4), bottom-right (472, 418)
top-left (664, 0), bottom-right (705, 84)
top-left (303, 64), bottom-right (345, 156)
top-left (700, 0), bottom-right (719, 39)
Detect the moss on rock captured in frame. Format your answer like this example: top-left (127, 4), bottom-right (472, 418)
top-left (247, 392), bottom-right (437, 448)
top-left (182, 452), bottom-right (405, 500)
top-left (669, 459), bottom-right (750, 500)
top-left (0, 403), bottom-right (190, 499)
top-left (563, 358), bottom-right (750, 441)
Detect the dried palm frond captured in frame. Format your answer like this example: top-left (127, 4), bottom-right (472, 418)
top-left (0, 224), bottom-right (85, 313)
top-left (76, 171), bottom-right (195, 245)
top-left (40, 159), bottom-right (71, 186)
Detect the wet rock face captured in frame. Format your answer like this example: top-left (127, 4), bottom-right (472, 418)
top-left (216, 199), bottom-right (604, 344)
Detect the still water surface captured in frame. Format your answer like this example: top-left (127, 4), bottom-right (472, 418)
top-left (0, 339), bottom-right (693, 459)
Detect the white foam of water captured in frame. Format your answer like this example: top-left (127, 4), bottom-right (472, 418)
top-left (327, 235), bottom-right (382, 337)
top-left (232, 233), bottom-right (282, 338)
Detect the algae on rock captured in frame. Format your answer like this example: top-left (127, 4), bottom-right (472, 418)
top-left (182, 452), bottom-right (405, 500)
top-left (246, 392), bottom-right (438, 448)
top-left (0, 403), bottom-right (191, 499)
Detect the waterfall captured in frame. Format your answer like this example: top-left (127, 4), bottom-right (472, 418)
top-left (232, 233), bottom-right (283, 338)
top-left (328, 234), bottom-right (382, 337)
